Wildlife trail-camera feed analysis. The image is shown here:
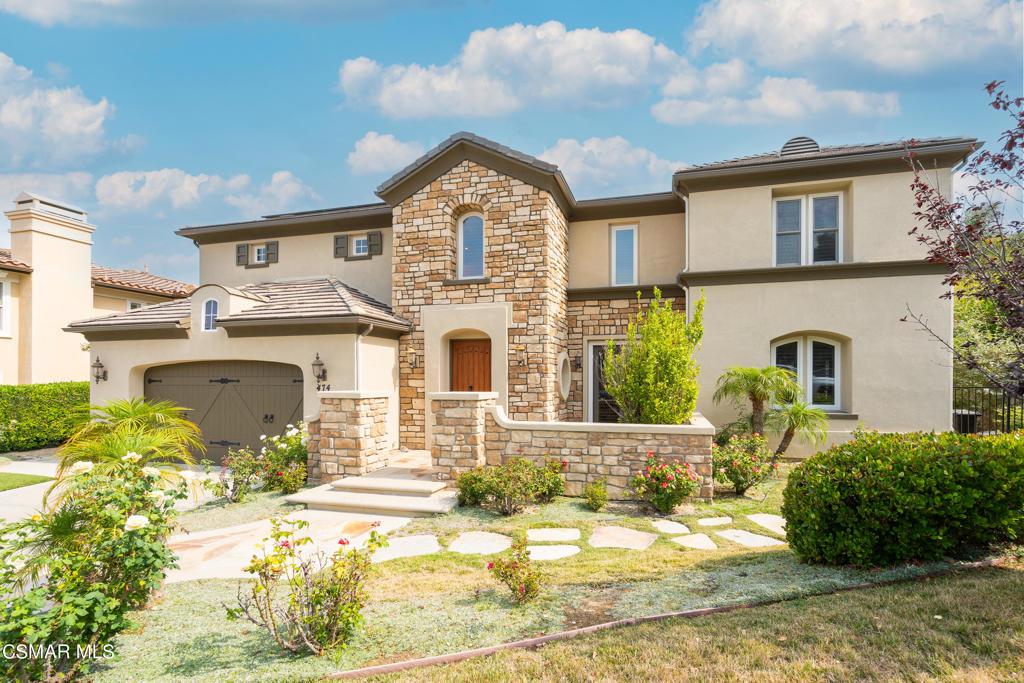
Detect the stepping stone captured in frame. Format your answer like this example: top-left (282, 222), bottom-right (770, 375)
top-left (371, 535), bottom-right (440, 563)
top-left (527, 545), bottom-right (580, 561)
top-left (651, 519), bottom-right (690, 535)
top-left (747, 513), bottom-right (787, 536)
top-left (589, 526), bottom-right (658, 551)
top-left (697, 516), bottom-right (732, 527)
top-left (448, 531), bottom-right (512, 555)
top-left (670, 533), bottom-right (717, 550)
top-left (715, 529), bottom-right (786, 548)
top-left (527, 528), bottom-right (581, 542)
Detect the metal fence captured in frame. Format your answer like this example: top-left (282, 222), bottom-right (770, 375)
top-left (953, 385), bottom-right (1024, 434)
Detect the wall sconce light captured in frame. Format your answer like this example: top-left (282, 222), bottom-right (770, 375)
top-left (91, 357), bottom-right (108, 384)
top-left (311, 353), bottom-right (328, 386)
top-left (571, 355), bottom-right (582, 372)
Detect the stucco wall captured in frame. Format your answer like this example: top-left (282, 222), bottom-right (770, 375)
top-left (92, 287), bottom-right (170, 315)
top-left (567, 212), bottom-right (685, 289)
top-left (358, 335), bottom-right (400, 451)
top-left (0, 274), bottom-right (20, 384)
top-left (198, 229), bottom-right (394, 303)
top-left (690, 271), bottom-right (953, 456)
top-left (686, 168), bottom-right (951, 272)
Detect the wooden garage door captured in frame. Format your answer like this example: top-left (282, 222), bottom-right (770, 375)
top-left (144, 361), bottom-right (303, 465)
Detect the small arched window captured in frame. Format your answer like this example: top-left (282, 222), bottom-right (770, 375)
top-left (771, 335), bottom-right (840, 410)
top-left (202, 299), bottom-right (219, 332)
top-left (457, 213), bottom-right (484, 279)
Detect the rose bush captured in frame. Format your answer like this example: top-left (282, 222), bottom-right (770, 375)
top-left (487, 534), bottom-right (542, 604)
top-left (712, 433), bottom-right (777, 494)
top-left (627, 454), bottom-right (700, 514)
top-left (455, 457), bottom-right (566, 515)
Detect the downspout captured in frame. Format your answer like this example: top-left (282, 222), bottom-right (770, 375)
top-left (672, 180), bottom-right (691, 315)
top-left (354, 323), bottom-right (374, 390)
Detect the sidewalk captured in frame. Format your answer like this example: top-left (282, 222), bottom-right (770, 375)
top-left (0, 456), bottom-right (60, 522)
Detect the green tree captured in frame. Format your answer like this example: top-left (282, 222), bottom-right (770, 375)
top-left (65, 397), bottom-right (204, 461)
top-left (768, 399), bottom-right (829, 456)
top-left (712, 366), bottom-right (801, 436)
top-left (602, 288), bottom-right (705, 424)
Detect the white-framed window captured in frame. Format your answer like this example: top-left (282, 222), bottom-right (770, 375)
top-left (771, 335), bottom-right (841, 410)
top-left (253, 245), bottom-right (267, 264)
top-left (0, 281), bottom-right (9, 337)
top-left (127, 300), bottom-right (144, 311)
top-left (610, 224), bottom-right (638, 286)
top-left (773, 193), bottom-right (842, 266)
top-left (457, 213), bottom-right (485, 279)
top-left (352, 236), bottom-right (369, 257)
top-left (202, 299), bottom-right (219, 332)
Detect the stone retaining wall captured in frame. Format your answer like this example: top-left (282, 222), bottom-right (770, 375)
top-left (307, 391), bottom-right (391, 483)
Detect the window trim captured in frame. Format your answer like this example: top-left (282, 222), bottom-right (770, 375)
top-left (772, 192), bottom-right (843, 267)
top-left (352, 236), bottom-right (369, 257)
top-left (771, 335), bottom-right (842, 410)
top-left (0, 280), bottom-right (9, 337)
top-left (202, 299), bottom-right (219, 332)
top-left (252, 244), bottom-right (267, 264)
top-left (126, 299), bottom-right (145, 312)
top-left (586, 338), bottom-right (626, 422)
top-left (456, 212), bottom-right (485, 280)
top-left (610, 224), bottom-right (638, 287)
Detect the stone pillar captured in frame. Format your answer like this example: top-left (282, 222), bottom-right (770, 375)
top-left (428, 391), bottom-right (497, 484)
top-left (308, 391), bottom-right (390, 483)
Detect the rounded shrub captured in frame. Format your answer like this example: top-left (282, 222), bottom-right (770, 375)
top-left (783, 430), bottom-right (1024, 567)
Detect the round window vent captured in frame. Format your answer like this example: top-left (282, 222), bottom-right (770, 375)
top-left (780, 137), bottom-right (820, 156)
top-left (557, 351), bottom-right (572, 400)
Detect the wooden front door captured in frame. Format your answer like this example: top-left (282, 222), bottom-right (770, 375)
top-left (451, 339), bottom-right (491, 392)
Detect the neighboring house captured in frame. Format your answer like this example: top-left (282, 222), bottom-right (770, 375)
top-left (68, 132), bottom-right (974, 462)
top-left (1, 192), bottom-right (194, 385)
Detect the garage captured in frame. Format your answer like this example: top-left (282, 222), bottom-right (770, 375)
top-left (144, 360), bottom-right (303, 465)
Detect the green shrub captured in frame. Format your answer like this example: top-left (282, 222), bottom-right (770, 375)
top-left (487, 534), bottom-right (542, 604)
top-left (713, 433), bottom-right (777, 494)
top-left (206, 447), bottom-right (263, 503)
top-left (454, 457), bottom-right (566, 516)
top-left (783, 430), bottom-right (1024, 567)
top-left (582, 477), bottom-right (608, 511)
top-left (259, 423), bottom-right (308, 494)
top-left (536, 458), bottom-right (567, 502)
top-left (627, 455), bottom-right (701, 514)
top-left (0, 381), bottom-right (89, 452)
top-left (454, 467), bottom-right (490, 506)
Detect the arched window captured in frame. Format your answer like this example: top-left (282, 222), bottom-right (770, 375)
top-left (771, 335), bottom-right (840, 410)
top-left (202, 299), bottom-right (219, 332)
top-left (457, 213), bottom-right (485, 279)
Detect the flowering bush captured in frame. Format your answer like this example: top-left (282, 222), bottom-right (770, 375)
top-left (487, 534), bottom-right (542, 604)
top-left (455, 457), bottom-right (566, 515)
top-left (627, 454), bottom-right (700, 514)
top-left (582, 477), bottom-right (609, 511)
top-left (206, 447), bottom-right (264, 503)
top-left (0, 458), bottom-right (186, 682)
top-left (227, 517), bottom-right (388, 655)
top-left (259, 423), bottom-right (308, 494)
top-left (712, 433), bottom-right (777, 494)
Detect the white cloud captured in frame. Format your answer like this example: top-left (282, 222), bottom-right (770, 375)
top-left (225, 170), bottom-right (319, 217)
top-left (0, 171), bottom-right (93, 207)
top-left (652, 76), bottom-right (899, 125)
top-left (690, 0), bottom-right (1023, 72)
top-left (347, 131), bottom-right (424, 174)
top-left (110, 235), bottom-right (133, 247)
top-left (339, 21), bottom-right (692, 118)
top-left (95, 168), bottom-right (250, 210)
top-left (539, 136), bottom-right (685, 197)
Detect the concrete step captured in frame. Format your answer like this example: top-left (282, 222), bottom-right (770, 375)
top-left (285, 484), bottom-right (459, 518)
top-left (330, 476), bottom-right (445, 496)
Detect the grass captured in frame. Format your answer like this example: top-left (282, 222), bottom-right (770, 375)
top-left (0, 472), bottom-right (53, 492)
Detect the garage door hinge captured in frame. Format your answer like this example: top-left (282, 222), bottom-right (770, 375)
top-left (147, 378), bottom-right (162, 384)
top-left (209, 377), bottom-right (240, 384)
top-left (208, 440), bottom-right (241, 447)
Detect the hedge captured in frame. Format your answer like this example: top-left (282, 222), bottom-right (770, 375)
top-left (783, 430), bottom-right (1024, 568)
top-left (0, 382), bottom-right (89, 452)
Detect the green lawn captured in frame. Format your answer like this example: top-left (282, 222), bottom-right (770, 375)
top-left (0, 472), bottom-right (52, 492)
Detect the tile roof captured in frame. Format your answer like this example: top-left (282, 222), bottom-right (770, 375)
top-left (680, 136), bottom-right (977, 173)
top-left (0, 248), bottom-right (31, 272)
top-left (67, 277), bottom-right (409, 331)
top-left (90, 264), bottom-right (195, 297)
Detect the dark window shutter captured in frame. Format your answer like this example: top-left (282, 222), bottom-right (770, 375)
top-left (367, 231), bottom-right (383, 256)
top-left (334, 235), bottom-right (348, 259)
top-left (235, 244), bottom-right (248, 266)
top-left (265, 240), bottom-right (279, 263)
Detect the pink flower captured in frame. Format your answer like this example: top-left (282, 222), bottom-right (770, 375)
top-left (338, 538), bottom-right (349, 546)
top-left (561, 461), bottom-right (567, 468)
top-left (647, 452), bottom-right (654, 457)
top-left (667, 474), bottom-right (674, 481)
top-left (278, 540), bottom-right (291, 549)
top-left (661, 482), bottom-right (669, 488)
top-left (753, 467), bottom-right (759, 473)
top-left (487, 562), bottom-right (494, 569)
top-left (751, 455), bottom-right (758, 461)
top-left (733, 461), bottom-right (738, 466)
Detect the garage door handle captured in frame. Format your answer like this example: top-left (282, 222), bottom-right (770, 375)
top-left (209, 378), bottom-right (240, 384)
top-left (208, 440), bottom-right (241, 447)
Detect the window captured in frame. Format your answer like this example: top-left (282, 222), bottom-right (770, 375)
top-left (611, 225), bottom-right (638, 286)
top-left (127, 300), bottom-right (144, 311)
top-left (352, 236), bottom-right (369, 257)
top-left (202, 299), bottom-right (219, 332)
top-left (457, 213), bottom-right (484, 279)
top-left (773, 193), bottom-right (842, 266)
top-left (0, 281), bottom-right (8, 336)
top-left (771, 336), bottom-right (841, 410)
top-left (253, 245), bottom-right (267, 264)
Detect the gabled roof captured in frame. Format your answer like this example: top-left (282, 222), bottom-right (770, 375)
top-left (90, 264), bottom-right (195, 298)
top-left (0, 248), bottom-right (31, 273)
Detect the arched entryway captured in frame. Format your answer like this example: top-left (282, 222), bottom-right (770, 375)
top-left (450, 338), bottom-right (491, 392)
top-left (143, 360), bottom-right (303, 464)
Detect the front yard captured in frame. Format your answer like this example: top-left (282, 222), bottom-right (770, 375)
top-left (90, 472), bottom-right (1019, 682)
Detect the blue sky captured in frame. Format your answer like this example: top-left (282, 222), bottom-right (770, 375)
top-left (0, 0), bottom-right (1020, 283)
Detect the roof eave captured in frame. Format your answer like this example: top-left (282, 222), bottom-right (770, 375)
top-left (175, 204), bottom-right (393, 244)
top-left (91, 280), bottom-right (190, 298)
top-left (0, 263), bottom-right (32, 274)
top-left (215, 314), bottom-right (411, 333)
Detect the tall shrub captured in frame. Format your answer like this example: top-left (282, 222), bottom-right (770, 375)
top-left (0, 382), bottom-right (89, 452)
top-left (602, 288), bottom-right (705, 424)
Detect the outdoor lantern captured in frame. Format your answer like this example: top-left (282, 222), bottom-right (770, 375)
top-left (311, 353), bottom-right (327, 383)
top-left (571, 355), bottom-right (583, 372)
top-left (91, 357), bottom-right (108, 384)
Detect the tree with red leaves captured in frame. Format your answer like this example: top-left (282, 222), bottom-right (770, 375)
top-left (903, 81), bottom-right (1024, 397)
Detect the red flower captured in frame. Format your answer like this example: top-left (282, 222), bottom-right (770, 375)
top-left (278, 540), bottom-right (291, 549)
top-left (733, 461), bottom-right (738, 466)
top-left (667, 474), bottom-right (674, 481)
top-left (487, 562), bottom-right (494, 569)
top-left (647, 451), bottom-right (654, 457)
top-left (753, 467), bottom-right (759, 473)
top-left (338, 538), bottom-right (349, 546)
top-left (661, 482), bottom-right (669, 488)
top-left (561, 461), bottom-right (567, 468)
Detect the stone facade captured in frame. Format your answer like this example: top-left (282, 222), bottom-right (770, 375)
top-left (306, 391), bottom-right (391, 483)
top-left (391, 160), bottom-right (569, 448)
top-left (429, 392), bottom-right (714, 501)
top-left (565, 292), bottom-right (686, 421)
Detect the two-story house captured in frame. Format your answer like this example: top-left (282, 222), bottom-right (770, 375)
top-left (67, 132), bottom-right (973, 463)
top-left (1, 192), bottom-right (194, 385)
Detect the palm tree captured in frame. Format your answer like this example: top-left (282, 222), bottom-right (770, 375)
top-left (712, 366), bottom-right (802, 435)
top-left (1, 501), bottom-right (91, 585)
top-left (768, 399), bottom-right (829, 457)
top-left (64, 398), bottom-right (204, 464)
